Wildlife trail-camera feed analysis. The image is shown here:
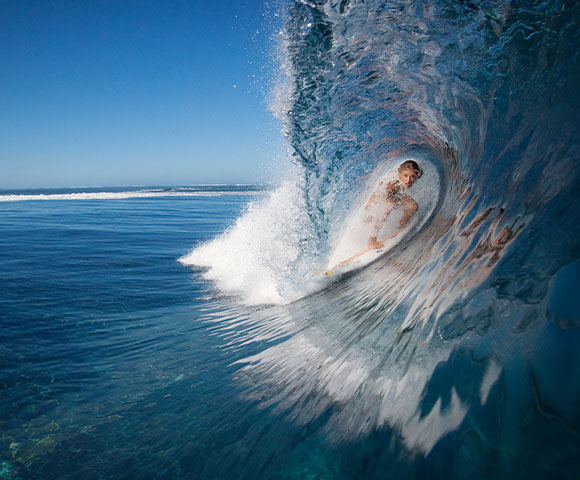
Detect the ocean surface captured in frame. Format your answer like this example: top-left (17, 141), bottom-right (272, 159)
top-left (0, 188), bottom-right (275, 479)
top-left (2, 0), bottom-right (580, 479)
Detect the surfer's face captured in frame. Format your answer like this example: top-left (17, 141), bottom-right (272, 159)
top-left (398, 169), bottom-right (417, 188)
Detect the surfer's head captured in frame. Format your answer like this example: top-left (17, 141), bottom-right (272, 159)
top-left (398, 160), bottom-right (422, 188)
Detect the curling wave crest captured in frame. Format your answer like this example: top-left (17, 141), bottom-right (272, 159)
top-left (181, 0), bottom-right (580, 474)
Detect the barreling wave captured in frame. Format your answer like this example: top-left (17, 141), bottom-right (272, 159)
top-left (182, 0), bottom-right (580, 474)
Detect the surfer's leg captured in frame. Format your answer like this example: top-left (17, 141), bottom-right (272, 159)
top-left (399, 197), bottom-right (418, 227)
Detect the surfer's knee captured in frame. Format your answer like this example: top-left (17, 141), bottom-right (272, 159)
top-left (403, 197), bottom-right (418, 215)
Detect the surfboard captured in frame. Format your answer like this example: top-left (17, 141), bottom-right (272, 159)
top-left (323, 229), bottom-right (403, 277)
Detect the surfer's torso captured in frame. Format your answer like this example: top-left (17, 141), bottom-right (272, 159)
top-left (365, 177), bottom-right (406, 220)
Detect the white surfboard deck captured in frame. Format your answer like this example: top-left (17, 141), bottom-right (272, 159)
top-left (323, 221), bottom-right (404, 277)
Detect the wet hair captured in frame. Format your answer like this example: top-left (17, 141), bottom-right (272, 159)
top-left (398, 160), bottom-right (423, 179)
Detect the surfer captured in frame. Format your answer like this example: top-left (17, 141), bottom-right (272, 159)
top-left (364, 160), bottom-right (422, 249)
top-left (328, 160), bottom-right (423, 270)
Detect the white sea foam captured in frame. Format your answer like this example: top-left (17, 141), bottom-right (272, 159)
top-left (0, 190), bottom-right (262, 202)
top-left (179, 167), bottom-right (314, 305)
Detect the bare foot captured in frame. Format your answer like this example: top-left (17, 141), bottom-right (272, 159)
top-left (369, 237), bottom-right (383, 249)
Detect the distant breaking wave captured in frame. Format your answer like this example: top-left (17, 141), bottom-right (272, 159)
top-left (0, 186), bottom-right (265, 202)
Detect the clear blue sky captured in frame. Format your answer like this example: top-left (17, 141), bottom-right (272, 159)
top-left (0, 0), bottom-right (286, 188)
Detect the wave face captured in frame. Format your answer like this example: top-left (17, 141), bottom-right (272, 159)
top-left (183, 0), bottom-right (580, 475)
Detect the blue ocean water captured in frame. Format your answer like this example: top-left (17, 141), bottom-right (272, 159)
top-left (0, 189), bottom-right (282, 479)
top-left (2, 0), bottom-right (580, 479)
